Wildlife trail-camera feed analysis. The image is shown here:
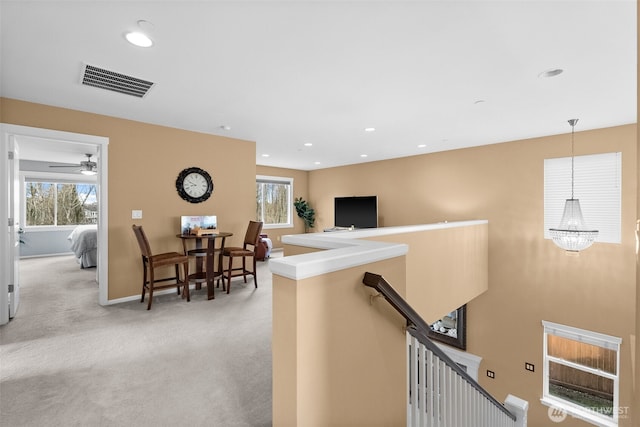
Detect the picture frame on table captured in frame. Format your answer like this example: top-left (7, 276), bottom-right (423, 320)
top-left (180, 215), bottom-right (217, 235)
top-left (427, 305), bottom-right (467, 350)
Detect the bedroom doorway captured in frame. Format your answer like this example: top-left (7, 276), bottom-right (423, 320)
top-left (0, 124), bottom-right (108, 325)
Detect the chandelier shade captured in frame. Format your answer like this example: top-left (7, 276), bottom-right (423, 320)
top-left (548, 119), bottom-right (598, 252)
top-left (549, 199), bottom-right (598, 251)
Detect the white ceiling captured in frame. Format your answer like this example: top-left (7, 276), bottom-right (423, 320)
top-left (1, 1), bottom-right (636, 170)
top-left (14, 135), bottom-right (98, 164)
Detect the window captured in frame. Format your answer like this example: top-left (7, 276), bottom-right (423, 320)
top-left (25, 181), bottom-right (98, 227)
top-left (544, 152), bottom-right (621, 244)
top-left (542, 321), bottom-right (622, 426)
top-left (256, 175), bottom-right (293, 229)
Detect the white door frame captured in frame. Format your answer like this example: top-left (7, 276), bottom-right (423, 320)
top-left (0, 124), bottom-right (109, 325)
top-left (8, 134), bottom-right (20, 318)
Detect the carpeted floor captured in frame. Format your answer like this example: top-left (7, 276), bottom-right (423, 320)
top-left (0, 253), bottom-right (276, 426)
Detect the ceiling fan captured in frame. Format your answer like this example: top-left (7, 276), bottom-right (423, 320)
top-left (49, 153), bottom-right (98, 175)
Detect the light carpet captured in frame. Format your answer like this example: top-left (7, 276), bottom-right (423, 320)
top-left (0, 253), bottom-right (276, 426)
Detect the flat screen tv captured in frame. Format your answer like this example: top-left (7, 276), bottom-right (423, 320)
top-left (334, 196), bottom-right (378, 229)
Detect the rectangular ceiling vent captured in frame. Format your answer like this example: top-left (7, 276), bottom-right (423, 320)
top-left (80, 64), bottom-right (154, 98)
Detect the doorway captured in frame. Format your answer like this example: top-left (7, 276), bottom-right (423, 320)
top-left (1, 124), bottom-right (108, 324)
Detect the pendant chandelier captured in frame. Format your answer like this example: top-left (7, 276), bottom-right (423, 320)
top-left (548, 119), bottom-right (598, 252)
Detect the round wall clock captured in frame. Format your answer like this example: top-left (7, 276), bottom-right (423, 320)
top-left (176, 167), bottom-right (214, 203)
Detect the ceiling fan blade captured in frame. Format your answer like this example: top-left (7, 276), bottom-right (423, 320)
top-left (48, 153), bottom-right (98, 174)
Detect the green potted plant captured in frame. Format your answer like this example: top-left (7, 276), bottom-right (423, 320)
top-left (294, 197), bottom-right (315, 232)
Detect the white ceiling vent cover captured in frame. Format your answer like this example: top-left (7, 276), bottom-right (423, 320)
top-left (80, 64), bottom-right (154, 98)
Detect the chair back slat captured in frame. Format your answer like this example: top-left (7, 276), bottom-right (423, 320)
top-left (132, 225), bottom-right (153, 258)
top-left (244, 221), bottom-right (264, 247)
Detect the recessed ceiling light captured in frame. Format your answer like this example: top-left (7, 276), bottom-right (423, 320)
top-left (304, 143), bottom-right (313, 147)
top-left (360, 154), bottom-right (368, 158)
top-left (262, 154), bottom-right (270, 158)
top-left (364, 127), bottom-right (376, 132)
top-left (125, 31), bottom-right (153, 47)
top-left (418, 144), bottom-right (427, 148)
top-left (474, 100), bottom-right (486, 105)
top-left (538, 68), bottom-right (563, 78)
top-left (220, 125), bottom-right (231, 131)
top-left (314, 161), bottom-right (321, 165)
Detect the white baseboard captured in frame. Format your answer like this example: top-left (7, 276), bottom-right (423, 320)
top-left (104, 283), bottom-right (203, 305)
top-left (20, 252), bottom-right (75, 259)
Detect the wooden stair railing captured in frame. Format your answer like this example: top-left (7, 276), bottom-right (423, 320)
top-left (363, 272), bottom-right (517, 424)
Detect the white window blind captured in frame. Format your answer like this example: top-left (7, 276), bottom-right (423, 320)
top-left (544, 152), bottom-right (621, 244)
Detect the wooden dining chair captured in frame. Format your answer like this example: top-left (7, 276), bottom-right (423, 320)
top-left (218, 221), bottom-right (263, 294)
top-left (132, 224), bottom-right (190, 310)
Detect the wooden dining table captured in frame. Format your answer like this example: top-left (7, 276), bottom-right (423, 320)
top-left (176, 231), bottom-right (233, 300)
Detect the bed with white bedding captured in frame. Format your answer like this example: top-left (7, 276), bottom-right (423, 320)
top-left (68, 224), bottom-right (97, 268)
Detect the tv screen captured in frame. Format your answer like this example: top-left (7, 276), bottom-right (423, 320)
top-left (334, 196), bottom-right (378, 229)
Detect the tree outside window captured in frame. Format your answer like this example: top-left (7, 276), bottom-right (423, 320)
top-left (256, 176), bottom-right (292, 228)
top-left (25, 182), bottom-right (97, 226)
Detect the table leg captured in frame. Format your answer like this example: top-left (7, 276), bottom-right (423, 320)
top-left (195, 238), bottom-right (204, 290)
top-left (216, 236), bottom-right (227, 291)
top-left (206, 238), bottom-right (215, 300)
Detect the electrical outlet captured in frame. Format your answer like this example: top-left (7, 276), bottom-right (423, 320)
top-left (525, 363), bottom-right (535, 372)
top-left (132, 210), bottom-right (143, 219)
top-left (486, 370), bottom-right (495, 379)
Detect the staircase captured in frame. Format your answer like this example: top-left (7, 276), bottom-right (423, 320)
top-left (363, 272), bottom-right (528, 427)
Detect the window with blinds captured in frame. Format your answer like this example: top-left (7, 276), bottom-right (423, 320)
top-left (544, 152), bottom-right (621, 244)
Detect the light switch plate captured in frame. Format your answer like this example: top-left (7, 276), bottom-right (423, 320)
top-left (132, 210), bottom-right (143, 219)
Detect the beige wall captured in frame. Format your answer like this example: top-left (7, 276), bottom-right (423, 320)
top-left (256, 165), bottom-right (310, 249)
top-left (272, 256), bottom-right (407, 426)
top-left (283, 222), bottom-right (488, 321)
top-left (308, 124), bottom-right (637, 426)
top-left (1, 98), bottom-right (256, 300)
top-left (365, 223), bottom-right (488, 323)
top-left (635, 4), bottom-right (640, 425)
